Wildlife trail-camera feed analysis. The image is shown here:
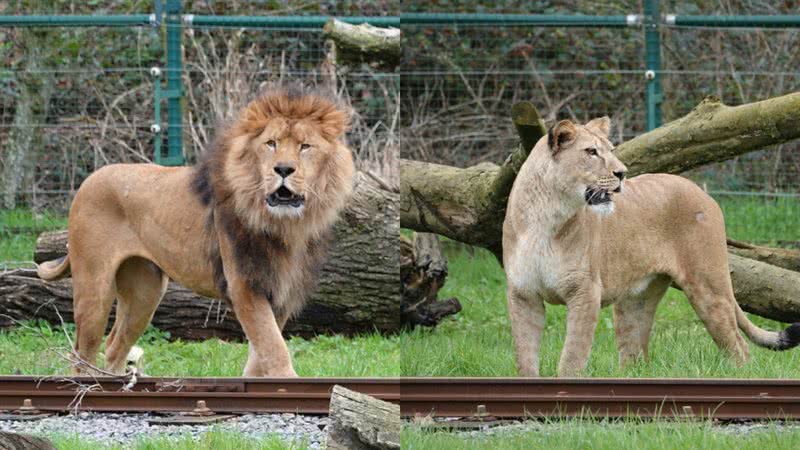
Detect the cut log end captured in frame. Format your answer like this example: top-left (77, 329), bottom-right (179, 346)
top-left (326, 385), bottom-right (400, 450)
top-left (401, 233), bottom-right (462, 328)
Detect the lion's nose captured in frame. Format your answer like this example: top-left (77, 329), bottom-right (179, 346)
top-left (274, 165), bottom-right (296, 178)
top-left (613, 170), bottom-right (626, 181)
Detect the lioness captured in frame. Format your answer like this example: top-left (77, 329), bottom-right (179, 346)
top-left (503, 117), bottom-right (800, 377)
top-left (37, 87), bottom-right (355, 377)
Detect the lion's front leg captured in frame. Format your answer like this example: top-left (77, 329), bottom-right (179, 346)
top-left (243, 311), bottom-right (293, 377)
top-left (558, 285), bottom-right (601, 377)
top-left (231, 288), bottom-right (297, 377)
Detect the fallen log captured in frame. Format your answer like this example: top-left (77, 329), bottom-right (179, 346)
top-left (728, 254), bottom-right (800, 322)
top-left (401, 233), bottom-right (461, 328)
top-left (401, 94), bottom-right (800, 322)
top-left (323, 18), bottom-right (400, 70)
top-left (5, 173), bottom-right (400, 340)
top-left (326, 385), bottom-right (400, 450)
top-left (401, 93), bottom-right (800, 253)
top-left (727, 238), bottom-right (800, 273)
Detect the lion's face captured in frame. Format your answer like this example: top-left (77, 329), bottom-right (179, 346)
top-left (248, 117), bottom-right (343, 218)
top-left (220, 89), bottom-right (356, 233)
top-left (547, 117), bottom-right (627, 213)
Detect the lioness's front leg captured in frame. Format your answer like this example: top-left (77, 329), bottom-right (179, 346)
top-left (559, 285), bottom-right (601, 377)
top-left (507, 287), bottom-right (546, 377)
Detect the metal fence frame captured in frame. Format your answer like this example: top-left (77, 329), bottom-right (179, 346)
top-left (401, 3), bottom-right (800, 132)
top-left (0, 0), bottom-right (400, 166)
top-left (2, 1), bottom-right (799, 164)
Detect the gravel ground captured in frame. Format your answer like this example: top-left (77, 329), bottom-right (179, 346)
top-left (0, 412), bottom-right (329, 448)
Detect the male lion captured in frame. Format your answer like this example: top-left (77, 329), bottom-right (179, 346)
top-left (37, 87), bottom-right (355, 377)
top-left (503, 116), bottom-right (800, 377)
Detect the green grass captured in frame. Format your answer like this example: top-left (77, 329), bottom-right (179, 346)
top-left (402, 420), bottom-right (800, 450)
top-left (715, 194), bottom-right (800, 245)
top-left (0, 321), bottom-right (398, 377)
top-left (400, 243), bottom-right (800, 378)
top-left (49, 430), bottom-right (308, 450)
top-left (0, 209), bottom-right (67, 265)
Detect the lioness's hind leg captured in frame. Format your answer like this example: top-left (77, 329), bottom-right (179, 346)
top-left (679, 276), bottom-right (749, 366)
top-left (104, 257), bottom-right (168, 374)
top-left (507, 287), bottom-right (545, 377)
top-left (613, 276), bottom-right (670, 367)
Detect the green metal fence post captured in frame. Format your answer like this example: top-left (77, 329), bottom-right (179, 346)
top-left (163, 0), bottom-right (184, 166)
top-left (644, 0), bottom-right (663, 131)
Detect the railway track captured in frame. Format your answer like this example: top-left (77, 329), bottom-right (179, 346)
top-left (403, 378), bottom-right (800, 419)
top-left (1, 376), bottom-right (799, 420)
top-left (0, 376), bottom-right (399, 415)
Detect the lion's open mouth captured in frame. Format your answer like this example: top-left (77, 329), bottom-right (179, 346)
top-left (267, 186), bottom-right (305, 208)
top-left (585, 188), bottom-right (613, 206)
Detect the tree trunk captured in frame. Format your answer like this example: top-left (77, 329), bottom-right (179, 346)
top-left (401, 233), bottom-right (461, 328)
top-left (326, 385), bottom-right (400, 450)
top-left (2, 31), bottom-right (55, 210)
top-left (323, 18), bottom-right (400, 70)
top-left (6, 174), bottom-right (399, 339)
top-left (727, 238), bottom-right (800, 273)
top-left (400, 94), bottom-right (800, 322)
top-left (401, 93), bottom-right (800, 252)
top-left (728, 254), bottom-right (800, 322)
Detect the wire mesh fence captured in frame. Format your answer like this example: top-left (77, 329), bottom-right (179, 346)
top-left (0, 5), bottom-right (399, 211)
top-left (401, 6), bottom-right (800, 245)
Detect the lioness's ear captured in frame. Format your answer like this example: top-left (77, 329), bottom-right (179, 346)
top-left (547, 120), bottom-right (577, 153)
top-left (586, 116), bottom-right (611, 137)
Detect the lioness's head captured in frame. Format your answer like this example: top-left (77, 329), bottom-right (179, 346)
top-left (547, 117), bottom-right (627, 213)
top-left (200, 86), bottom-right (356, 234)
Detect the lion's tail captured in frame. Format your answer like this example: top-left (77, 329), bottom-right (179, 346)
top-left (735, 302), bottom-right (800, 351)
top-left (37, 254), bottom-right (71, 281)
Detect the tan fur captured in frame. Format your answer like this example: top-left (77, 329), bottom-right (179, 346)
top-left (37, 88), bottom-right (355, 377)
top-left (503, 117), bottom-right (795, 377)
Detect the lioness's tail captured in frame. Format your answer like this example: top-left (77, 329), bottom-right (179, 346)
top-left (735, 302), bottom-right (800, 351)
top-left (37, 254), bottom-right (71, 281)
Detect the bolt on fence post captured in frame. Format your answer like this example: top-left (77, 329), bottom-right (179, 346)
top-left (163, 0), bottom-right (185, 166)
top-left (150, 67), bottom-right (163, 164)
top-left (644, 0), bottom-right (663, 131)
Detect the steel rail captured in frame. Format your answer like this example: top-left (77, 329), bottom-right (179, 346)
top-left (0, 376), bottom-right (399, 414)
top-left (400, 378), bottom-right (800, 419)
top-left (2, 377), bottom-right (800, 419)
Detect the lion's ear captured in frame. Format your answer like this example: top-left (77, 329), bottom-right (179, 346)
top-left (320, 107), bottom-right (352, 140)
top-left (586, 116), bottom-right (611, 137)
top-left (548, 120), bottom-right (577, 153)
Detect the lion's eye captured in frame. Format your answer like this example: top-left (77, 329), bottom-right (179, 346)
top-left (586, 147), bottom-right (598, 156)
top-left (266, 140), bottom-right (276, 149)
top-left (300, 143), bottom-right (311, 152)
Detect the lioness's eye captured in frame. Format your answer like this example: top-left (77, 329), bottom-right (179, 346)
top-left (586, 147), bottom-right (598, 156)
top-left (266, 140), bottom-right (276, 149)
top-left (300, 143), bottom-right (311, 151)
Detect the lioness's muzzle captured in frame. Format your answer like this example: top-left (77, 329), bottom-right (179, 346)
top-left (585, 187), bottom-right (613, 206)
top-left (267, 185), bottom-right (305, 208)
